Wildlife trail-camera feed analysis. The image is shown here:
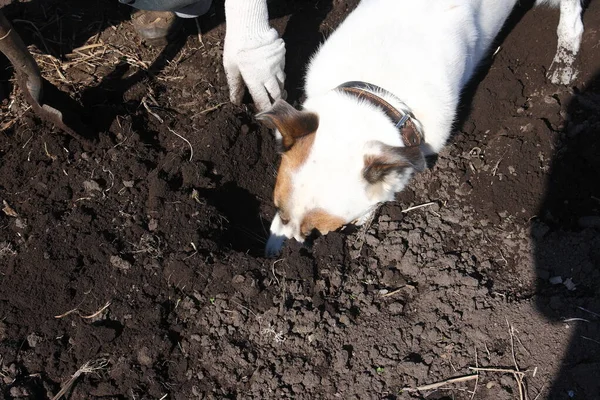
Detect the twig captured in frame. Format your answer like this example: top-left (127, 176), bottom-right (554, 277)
top-left (44, 142), bottom-right (58, 161)
top-left (507, 319), bottom-right (520, 373)
top-left (491, 150), bottom-right (508, 176)
top-left (468, 367), bottom-right (525, 376)
top-left (81, 301), bottom-right (112, 319)
top-left (194, 17), bottom-right (203, 46)
top-left (229, 299), bottom-right (259, 321)
top-left (402, 374), bottom-right (479, 392)
top-left (507, 319), bottom-right (528, 400)
top-left (350, 203), bottom-right (381, 258)
top-left (200, 102), bottom-right (227, 114)
top-left (470, 347), bottom-right (479, 400)
top-left (71, 43), bottom-right (105, 53)
top-left (142, 98), bottom-right (164, 123)
top-left (0, 28), bottom-right (11, 41)
top-left (51, 357), bottom-right (109, 400)
top-left (533, 383), bottom-right (547, 400)
top-left (484, 343), bottom-right (492, 360)
top-left (381, 287), bottom-right (406, 298)
top-left (167, 127), bottom-right (194, 162)
top-left (402, 201), bottom-right (436, 213)
top-left (563, 318), bottom-right (590, 323)
top-left (54, 307), bottom-right (80, 319)
top-left (581, 336), bottom-right (600, 345)
top-left (578, 306), bottom-right (600, 319)
top-left (55, 301), bottom-right (111, 320)
top-left (271, 259), bottom-right (283, 286)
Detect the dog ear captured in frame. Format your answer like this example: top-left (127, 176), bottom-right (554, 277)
top-left (363, 142), bottom-right (426, 184)
top-left (257, 99), bottom-right (319, 150)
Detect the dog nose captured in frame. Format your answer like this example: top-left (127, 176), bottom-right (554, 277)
top-left (265, 234), bottom-right (286, 257)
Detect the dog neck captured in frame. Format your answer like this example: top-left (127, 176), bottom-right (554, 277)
top-left (336, 81), bottom-right (424, 148)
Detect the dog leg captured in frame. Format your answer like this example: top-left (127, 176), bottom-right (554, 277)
top-left (546, 0), bottom-right (584, 85)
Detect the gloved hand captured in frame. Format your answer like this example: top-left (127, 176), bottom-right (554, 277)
top-left (223, 0), bottom-right (286, 111)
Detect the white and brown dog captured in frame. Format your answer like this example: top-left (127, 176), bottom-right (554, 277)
top-left (258, 0), bottom-right (584, 256)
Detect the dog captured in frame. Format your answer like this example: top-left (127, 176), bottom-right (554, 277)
top-left (258, 0), bottom-right (585, 257)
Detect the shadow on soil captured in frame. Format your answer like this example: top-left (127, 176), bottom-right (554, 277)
top-left (0, 0), bottom-right (225, 140)
top-left (532, 72), bottom-right (600, 399)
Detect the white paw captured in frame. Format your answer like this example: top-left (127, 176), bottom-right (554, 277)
top-left (547, 49), bottom-right (579, 85)
top-left (548, 63), bottom-right (579, 85)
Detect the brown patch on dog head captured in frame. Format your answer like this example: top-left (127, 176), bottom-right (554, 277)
top-left (300, 208), bottom-right (345, 238)
top-left (257, 99), bottom-right (319, 150)
top-left (273, 133), bottom-right (316, 220)
top-left (363, 143), bottom-right (425, 184)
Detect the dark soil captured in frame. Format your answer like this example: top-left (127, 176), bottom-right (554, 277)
top-left (1, 1), bottom-right (599, 399)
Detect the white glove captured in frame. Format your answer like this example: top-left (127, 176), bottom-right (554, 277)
top-left (223, 0), bottom-right (286, 111)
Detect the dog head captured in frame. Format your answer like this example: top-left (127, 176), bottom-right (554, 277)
top-left (258, 95), bottom-right (425, 256)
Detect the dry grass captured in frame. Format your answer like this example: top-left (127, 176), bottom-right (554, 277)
top-left (0, 242), bottom-right (17, 258)
top-left (51, 357), bottom-right (109, 400)
top-left (0, 19), bottom-right (204, 132)
top-left (55, 301), bottom-right (111, 320)
top-left (401, 320), bottom-right (541, 400)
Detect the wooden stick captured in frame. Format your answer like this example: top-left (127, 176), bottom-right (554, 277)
top-left (402, 374), bottom-right (479, 392)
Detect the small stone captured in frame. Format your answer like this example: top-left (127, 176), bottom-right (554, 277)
top-left (190, 334), bottom-right (202, 342)
top-left (563, 278), bottom-right (576, 291)
top-left (549, 276), bottom-right (563, 285)
top-left (26, 332), bottom-right (43, 348)
top-left (455, 182), bottom-right (472, 196)
top-left (83, 180), bottom-right (102, 193)
top-left (520, 123), bottom-right (534, 132)
top-left (123, 180), bottom-right (135, 188)
top-left (148, 219), bottom-right (158, 231)
top-left (10, 386), bottom-right (29, 397)
top-left (338, 315), bottom-right (350, 326)
top-left (137, 347), bottom-right (153, 366)
top-left (388, 302), bottom-right (404, 315)
top-left (110, 255), bottom-right (132, 271)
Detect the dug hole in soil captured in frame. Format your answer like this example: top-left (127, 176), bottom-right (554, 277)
top-left (1, 1), bottom-right (599, 399)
